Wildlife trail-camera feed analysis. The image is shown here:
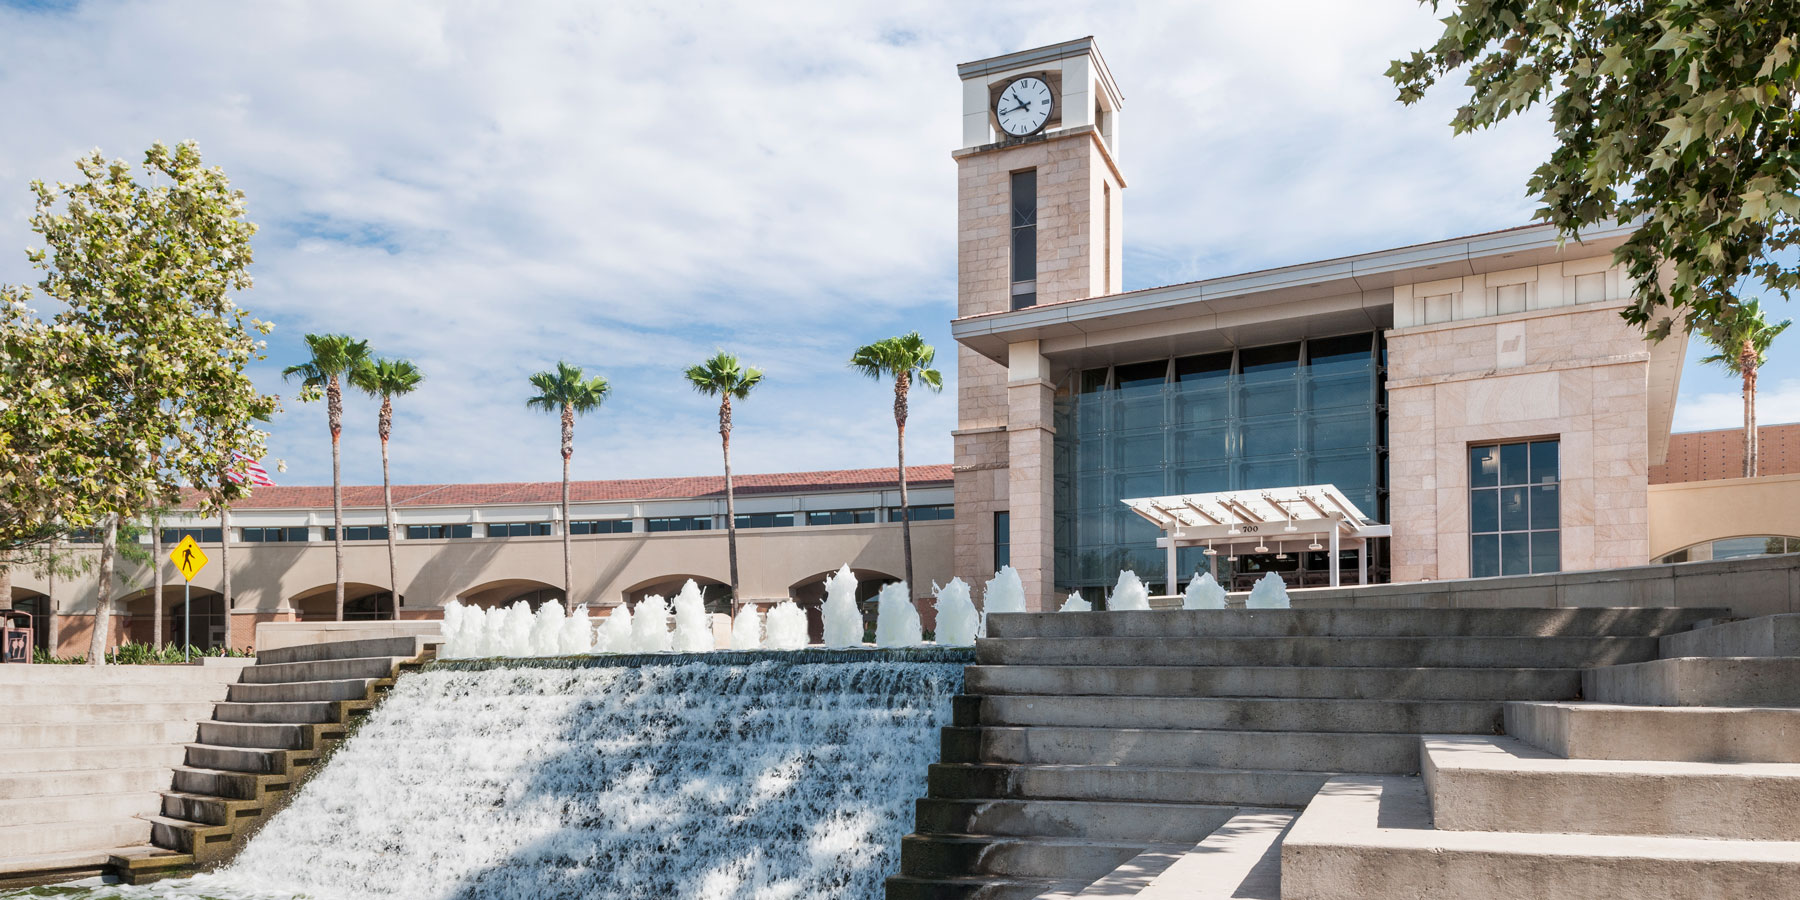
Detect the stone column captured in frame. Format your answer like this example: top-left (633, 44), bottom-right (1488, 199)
top-left (1007, 340), bottom-right (1057, 611)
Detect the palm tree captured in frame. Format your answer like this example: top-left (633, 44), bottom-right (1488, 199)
top-left (526, 362), bottom-right (610, 600)
top-left (283, 334), bottom-right (373, 621)
top-left (685, 352), bottom-right (764, 612)
top-left (1701, 299), bottom-right (1791, 478)
top-left (353, 358), bottom-right (423, 619)
top-left (850, 333), bottom-right (943, 590)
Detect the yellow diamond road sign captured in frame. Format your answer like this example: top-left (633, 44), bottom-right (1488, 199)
top-left (170, 535), bottom-right (209, 581)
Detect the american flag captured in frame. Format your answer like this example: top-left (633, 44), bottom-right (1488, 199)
top-left (226, 451), bottom-right (276, 487)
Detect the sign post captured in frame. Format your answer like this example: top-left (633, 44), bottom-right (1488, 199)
top-left (168, 535), bottom-right (210, 663)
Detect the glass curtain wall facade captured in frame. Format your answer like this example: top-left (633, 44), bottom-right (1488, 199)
top-left (1052, 332), bottom-right (1387, 597)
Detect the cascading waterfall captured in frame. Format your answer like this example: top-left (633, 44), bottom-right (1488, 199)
top-left (56, 655), bottom-right (965, 900)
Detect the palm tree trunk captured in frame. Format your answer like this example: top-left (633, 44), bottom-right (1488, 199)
top-left (379, 423), bottom-right (397, 619)
top-left (1743, 338), bottom-right (1759, 479)
top-left (86, 516), bottom-right (117, 665)
top-left (721, 396), bottom-right (739, 614)
top-left (0, 563), bottom-right (9, 613)
top-left (151, 514), bottom-right (163, 647)
top-left (47, 566), bottom-right (58, 657)
top-left (329, 375), bottom-right (345, 621)
top-left (895, 374), bottom-right (913, 593)
top-left (561, 403), bottom-right (574, 601)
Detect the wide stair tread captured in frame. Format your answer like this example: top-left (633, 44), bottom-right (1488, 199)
top-left (887, 873), bottom-right (1083, 900)
top-left (237, 656), bottom-right (407, 684)
top-left (963, 664), bottom-right (1583, 700)
top-left (957, 694), bottom-right (1503, 734)
top-left (928, 762), bottom-right (1331, 808)
top-left (975, 635), bottom-right (1661, 669)
top-left (986, 606), bottom-right (1729, 640)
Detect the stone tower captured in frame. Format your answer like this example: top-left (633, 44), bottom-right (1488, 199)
top-left (951, 38), bottom-right (1125, 609)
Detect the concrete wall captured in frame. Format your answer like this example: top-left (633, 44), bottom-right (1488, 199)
top-left (1647, 473), bottom-right (1800, 561)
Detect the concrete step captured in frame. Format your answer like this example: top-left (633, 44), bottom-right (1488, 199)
top-left (928, 763), bottom-right (1329, 809)
top-left (184, 743), bottom-right (295, 775)
top-left (1282, 775), bottom-right (1800, 900)
top-left (1055, 810), bottom-right (1294, 900)
top-left (237, 656), bottom-right (404, 684)
top-left (0, 767), bottom-right (171, 800)
top-left (988, 607), bottom-right (1727, 640)
top-left (170, 765), bottom-right (292, 802)
top-left (974, 636), bottom-right (1659, 669)
top-left (0, 666), bottom-right (241, 685)
top-left (1, 701), bottom-right (219, 724)
top-left (942, 726), bottom-right (1419, 774)
top-left (210, 700), bottom-right (341, 724)
top-left (900, 833), bottom-right (1147, 880)
top-left (226, 678), bottom-right (377, 703)
top-left (964, 664), bottom-right (1581, 701)
top-left (0, 720), bottom-right (198, 750)
top-left (143, 813), bottom-right (234, 860)
top-left (915, 798), bottom-right (1239, 843)
top-left (159, 790), bottom-right (265, 828)
top-left (0, 791), bottom-right (160, 826)
top-left (885, 873), bottom-right (1079, 900)
top-left (1505, 702), bottom-right (1800, 763)
top-left (1659, 613), bottom-right (1800, 658)
top-left (1584, 657), bottom-right (1800, 707)
top-left (108, 845), bottom-right (197, 885)
top-left (0, 744), bottom-right (186, 774)
top-left (0, 848), bottom-right (117, 887)
top-left (955, 695), bottom-right (1502, 735)
top-left (196, 721), bottom-right (313, 751)
top-left (256, 634), bottom-right (438, 666)
top-left (0, 683), bottom-right (234, 704)
top-left (0, 817), bottom-right (151, 857)
top-left (1424, 735), bottom-right (1800, 841)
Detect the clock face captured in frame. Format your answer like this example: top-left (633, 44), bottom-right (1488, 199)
top-left (995, 76), bottom-right (1053, 137)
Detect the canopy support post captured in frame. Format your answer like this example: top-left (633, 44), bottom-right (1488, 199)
top-left (1329, 526), bottom-right (1341, 588)
top-left (1166, 531), bottom-right (1180, 597)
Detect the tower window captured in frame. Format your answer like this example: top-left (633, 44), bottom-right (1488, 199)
top-left (1011, 170), bottom-right (1037, 309)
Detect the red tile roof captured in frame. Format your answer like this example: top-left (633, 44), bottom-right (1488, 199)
top-left (189, 465), bottom-right (954, 510)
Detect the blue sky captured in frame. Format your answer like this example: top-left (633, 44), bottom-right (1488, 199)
top-left (0, 0), bottom-right (1779, 487)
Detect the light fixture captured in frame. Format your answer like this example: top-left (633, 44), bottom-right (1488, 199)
top-left (1253, 543), bottom-right (1269, 554)
top-left (1203, 539), bottom-right (1217, 557)
top-left (1226, 553), bottom-right (1238, 562)
top-left (1275, 547), bottom-right (1289, 560)
top-left (1308, 538), bottom-right (1324, 551)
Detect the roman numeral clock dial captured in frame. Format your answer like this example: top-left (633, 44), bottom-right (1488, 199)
top-left (995, 76), bottom-right (1053, 137)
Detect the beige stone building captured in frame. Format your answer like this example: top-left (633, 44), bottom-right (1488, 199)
top-left (7, 466), bottom-right (953, 655)
top-left (948, 38), bottom-right (1800, 610)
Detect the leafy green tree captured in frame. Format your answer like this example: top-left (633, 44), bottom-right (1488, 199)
top-left (354, 358), bottom-right (424, 616)
top-left (685, 352), bottom-right (764, 610)
top-left (1390, 3), bottom-right (1800, 339)
top-left (526, 362), bottom-right (610, 599)
top-left (5, 142), bottom-right (277, 664)
top-left (284, 334), bottom-right (373, 621)
top-left (1700, 298), bottom-right (1791, 477)
top-left (850, 332), bottom-right (944, 591)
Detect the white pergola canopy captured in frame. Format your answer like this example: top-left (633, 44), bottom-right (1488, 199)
top-left (1123, 485), bottom-right (1393, 590)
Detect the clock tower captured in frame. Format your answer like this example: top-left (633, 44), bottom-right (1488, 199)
top-left (952, 38), bottom-right (1124, 609)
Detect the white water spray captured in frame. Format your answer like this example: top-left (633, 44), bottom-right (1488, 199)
top-left (1183, 571), bottom-right (1228, 610)
top-left (559, 604), bottom-right (593, 655)
top-left (931, 578), bottom-right (979, 646)
top-left (593, 604), bottom-right (633, 653)
top-left (528, 600), bottom-right (566, 656)
top-left (1246, 571), bottom-right (1292, 609)
top-left (764, 601), bottom-right (809, 650)
top-left (980, 565), bottom-right (1026, 637)
top-left (874, 582), bottom-right (922, 648)
top-left (730, 604), bottom-right (763, 649)
top-left (1058, 591), bottom-right (1092, 612)
top-left (1107, 570), bottom-right (1151, 611)
top-left (631, 595), bottom-right (673, 652)
top-left (671, 580), bottom-right (714, 652)
top-left (821, 564), bottom-right (863, 648)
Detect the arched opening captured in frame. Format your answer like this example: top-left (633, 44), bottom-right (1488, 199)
top-left (8, 588), bottom-right (50, 653)
top-left (121, 586), bottom-right (228, 650)
top-left (289, 583), bottom-right (399, 622)
top-left (621, 575), bottom-right (731, 614)
top-left (1656, 535), bottom-right (1800, 565)
top-left (786, 568), bottom-right (902, 644)
top-left (458, 579), bottom-right (566, 611)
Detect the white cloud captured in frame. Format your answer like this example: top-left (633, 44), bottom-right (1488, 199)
top-left (0, 0), bottom-right (1564, 487)
top-left (1675, 378), bottom-right (1795, 433)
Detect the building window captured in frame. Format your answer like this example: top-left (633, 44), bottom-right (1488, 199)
top-left (570, 519), bottom-right (634, 535)
top-left (1469, 439), bottom-right (1560, 577)
top-left (995, 511), bottom-right (1011, 571)
top-left (646, 516), bottom-right (711, 532)
top-left (242, 526), bottom-right (310, 543)
top-left (732, 512), bottom-right (795, 529)
top-left (405, 524), bottom-right (473, 540)
top-left (324, 525), bottom-right (391, 541)
top-left (888, 504), bottom-right (955, 522)
top-left (805, 509), bottom-right (877, 526)
top-left (1010, 169), bottom-right (1037, 310)
top-left (160, 528), bottom-right (223, 544)
top-left (65, 529), bottom-right (102, 544)
top-left (1657, 536), bottom-right (1800, 564)
top-left (484, 523), bottom-right (552, 538)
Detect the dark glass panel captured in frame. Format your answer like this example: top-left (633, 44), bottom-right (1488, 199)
top-left (1530, 440), bottom-right (1560, 485)
top-left (1306, 333), bottom-right (1372, 369)
top-left (243, 528), bottom-right (264, 543)
top-left (1310, 450), bottom-right (1376, 504)
top-left (1308, 371), bottom-right (1372, 410)
top-left (1470, 489), bottom-right (1499, 534)
top-left (1308, 413), bottom-right (1372, 451)
top-left (1175, 351), bottom-right (1233, 383)
top-left (1501, 532), bottom-right (1530, 576)
top-left (1528, 484), bottom-right (1559, 530)
top-left (1531, 531), bottom-right (1561, 573)
top-left (1240, 379), bottom-right (1297, 418)
top-left (1117, 434), bottom-right (1164, 469)
top-left (1174, 383), bottom-right (1230, 424)
top-left (1119, 396), bottom-right (1164, 430)
top-left (1239, 342), bottom-right (1300, 375)
top-left (1241, 415), bottom-right (1299, 457)
top-left (1114, 360), bottom-right (1167, 391)
top-left (1175, 464), bottom-right (1229, 494)
top-left (1011, 227), bottom-right (1036, 283)
top-left (1470, 445), bottom-right (1499, 488)
top-left (1080, 368), bottom-right (1110, 394)
top-left (450, 525), bottom-right (472, 539)
top-left (1010, 170), bottom-right (1036, 225)
top-left (1240, 456), bottom-right (1299, 490)
top-left (1499, 442), bottom-right (1528, 485)
top-left (1175, 427), bottom-right (1228, 462)
top-left (1471, 534), bottom-right (1500, 577)
top-left (1500, 487), bottom-right (1528, 532)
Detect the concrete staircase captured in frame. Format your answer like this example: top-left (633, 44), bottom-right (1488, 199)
top-left (1282, 613), bottom-right (1800, 899)
top-left (0, 663), bottom-right (240, 887)
top-left (117, 635), bottom-right (438, 882)
top-left (885, 606), bottom-right (1726, 900)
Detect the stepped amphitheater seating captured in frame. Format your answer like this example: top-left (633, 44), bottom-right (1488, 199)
top-left (0, 636), bottom-right (437, 885)
top-left (884, 605), bottom-right (1800, 900)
